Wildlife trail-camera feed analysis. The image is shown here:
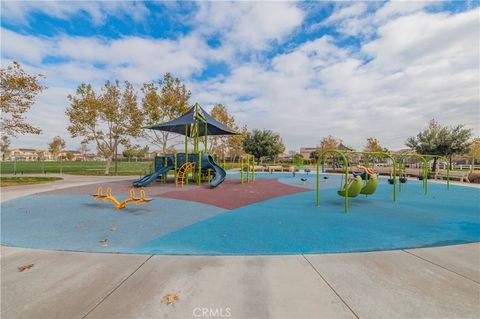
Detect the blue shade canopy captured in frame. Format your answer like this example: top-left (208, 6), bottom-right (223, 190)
top-left (144, 105), bottom-right (238, 136)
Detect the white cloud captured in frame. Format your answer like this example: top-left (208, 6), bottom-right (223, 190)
top-left (1, 28), bottom-right (210, 84)
top-left (2, 3), bottom-right (479, 152)
top-left (322, 1), bottom-right (433, 38)
top-left (272, 36), bottom-right (349, 77)
top-left (193, 1), bottom-right (304, 53)
top-left (191, 8), bottom-right (479, 151)
top-left (373, 1), bottom-right (431, 22)
top-left (324, 2), bottom-right (369, 24)
top-left (364, 10), bottom-right (478, 71)
top-left (1, 28), bottom-right (51, 64)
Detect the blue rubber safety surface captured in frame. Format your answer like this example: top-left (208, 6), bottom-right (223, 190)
top-left (1, 174), bottom-right (479, 255)
top-left (1, 196), bottom-right (226, 254)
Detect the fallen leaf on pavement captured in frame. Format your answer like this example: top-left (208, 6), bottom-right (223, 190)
top-left (17, 264), bottom-right (34, 272)
top-left (162, 293), bottom-right (179, 305)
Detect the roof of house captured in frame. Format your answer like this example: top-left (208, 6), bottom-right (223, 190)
top-left (338, 143), bottom-right (353, 151)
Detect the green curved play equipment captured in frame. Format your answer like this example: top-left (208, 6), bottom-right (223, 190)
top-left (317, 149), bottom-right (396, 213)
top-left (337, 175), bottom-right (362, 197)
top-left (433, 155), bottom-right (450, 190)
top-left (397, 153), bottom-right (441, 195)
top-left (360, 174), bottom-right (378, 195)
top-left (316, 149), bottom-right (451, 214)
top-left (316, 149), bottom-right (350, 213)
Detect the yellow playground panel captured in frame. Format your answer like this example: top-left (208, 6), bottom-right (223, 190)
top-left (176, 162), bottom-right (196, 188)
top-left (92, 186), bottom-right (152, 210)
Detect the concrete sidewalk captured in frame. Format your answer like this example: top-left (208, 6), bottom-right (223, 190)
top-left (0, 174), bottom-right (134, 202)
top-left (1, 244), bottom-right (479, 319)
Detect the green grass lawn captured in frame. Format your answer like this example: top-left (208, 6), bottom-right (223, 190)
top-left (0, 161), bottom-right (154, 176)
top-left (0, 160), bottom-right (242, 176)
top-left (0, 176), bottom-right (64, 187)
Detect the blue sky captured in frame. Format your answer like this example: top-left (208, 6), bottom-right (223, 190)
top-left (1, 1), bottom-right (479, 151)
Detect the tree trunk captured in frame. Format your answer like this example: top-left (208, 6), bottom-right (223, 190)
top-left (162, 140), bottom-right (167, 154)
top-left (449, 155), bottom-right (453, 170)
top-left (104, 157), bottom-right (112, 175)
top-left (432, 158), bottom-right (437, 172)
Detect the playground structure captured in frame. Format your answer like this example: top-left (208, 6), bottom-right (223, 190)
top-left (240, 154), bottom-right (256, 184)
top-left (316, 149), bottom-right (451, 213)
top-left (134, 103), bottom-right (238, 188)
top-left (92, 186), bottom-right (152, 210)
top-left (176, 161), bottom-right (195, 188)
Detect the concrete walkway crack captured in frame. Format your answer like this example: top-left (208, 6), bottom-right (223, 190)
top-left (402, 250), bottom-right (480, 285)
top-left (302, 255), bottom-right (360, 319)
top-left (82, 254), bottom-right (154, 318)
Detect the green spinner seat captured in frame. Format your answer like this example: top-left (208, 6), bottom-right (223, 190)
top-left (360, 174), bottom-right (378, 195)
top-left (337, 175), bottom-right (362, 198)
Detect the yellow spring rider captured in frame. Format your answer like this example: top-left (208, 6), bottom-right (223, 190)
top-left (92, 186), bottom-right (152, 210)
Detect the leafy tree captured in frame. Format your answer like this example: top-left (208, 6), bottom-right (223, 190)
top-left (48, 136), bottom-right (65, 160)
top-left (228, 125), bottom-right (247, 161)
top-left (319, 135), bottom-right (341, 151)
top-left (364, 137), bottom-right (383, 153)
top-left (123, 145), bottom-right (139, 160)
top-left (293, 153), bottom-right (304, 166)
top-left (406, 119), bottom-right (446, 154)
top-left (123, 144), bottom-right (149, 161)
top-left (65, 151), bottom-right (75, 161)
top-left (35, 149), bottom-right (45, 160)
top-left (209, 104), bottom-right (238, 156)
top-left (406, 119), bottom-right (472, 170)
top-left (316, 135), bottom-right (342, 167)
top-left (243, 129), bottom-right (285, 162)
top-left (445, 125), bottom-right (473, 165)
top-left (141, 73), bottom-right (191, 153)
top-left (469, 138), bottom-right (480, 169)
top-left (309, 150), bottom-right (319, 160)
top-left (138, 146), bottom-right (149, 158)
top-left (1, 61), bottom-right (45, 137)
top-left (66, 81), bottom-right (144, 174)
top-left (1, 135), bottom-right (11, 160)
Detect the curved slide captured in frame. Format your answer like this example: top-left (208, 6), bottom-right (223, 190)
top-left (202, 154), bottom-right (226, 188)
top-left (133, 165), bottom-right (173, 187)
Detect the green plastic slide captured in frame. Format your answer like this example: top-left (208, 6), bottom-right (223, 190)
top-left (337, 176), bottom-right (362, 198)
top-left (360, 174), bottom-right (378, 195)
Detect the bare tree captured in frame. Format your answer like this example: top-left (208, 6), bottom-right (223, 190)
top-left (79, 141), bottom-right (90, 161)
top-left (1, 136), bottom-right (11, 160)
top-left (48, 136), bottom-right (65, 160)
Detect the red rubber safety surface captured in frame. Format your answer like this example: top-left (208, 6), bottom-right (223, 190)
top-left (157, 178), bottom-right (310, 210)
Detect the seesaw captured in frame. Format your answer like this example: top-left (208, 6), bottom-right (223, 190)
top-left (92, 186), bottom-right (152, 210)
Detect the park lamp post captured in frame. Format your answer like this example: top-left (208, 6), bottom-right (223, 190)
top-left (113, 134), bottom-right (119, 176)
